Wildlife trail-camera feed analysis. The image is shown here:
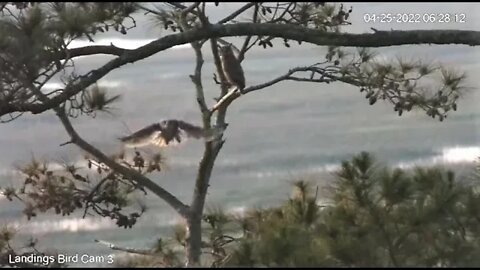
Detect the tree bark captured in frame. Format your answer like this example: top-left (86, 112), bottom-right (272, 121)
top-left (186, 140), bottom-right (225, 266)
top-left (185, 31), bottom-right (229, 266)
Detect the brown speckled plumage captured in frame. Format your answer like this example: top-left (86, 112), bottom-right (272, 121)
top-left (219, 44), bottom-right (245, 91)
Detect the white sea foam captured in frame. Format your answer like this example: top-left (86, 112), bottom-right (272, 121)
top-left (395, 146), bottom-right (480, 169)
top-left (42, 81), bottom-right (122, 91)
top-left (247, 163), bottom-right (341, 180)
top-left (228, 205), bottom-right (248, 216)
top-left (11, 217), bottom-right (116, 234)
top-left (1, 146), bottom-right (479, 203)
top-left (170, 157), bottom-right (249, 168)
top-left (437, 146), bottom-right (480, 163)
top-left (7, 211), bottom-right (181, 235)
top-left (244, 146), bottom-right (480, 180)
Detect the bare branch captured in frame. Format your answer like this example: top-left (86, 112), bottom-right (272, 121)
top-left (166, 2), bottom-right (200, 16)
top-left (190, 44), bottom-right (210, 119)
top-left (167, 2), bottom-right (240, 52)
top-left (286, 77), bottom-right (332, 83)
top-left (238, 3), bottom-right (260, 62)
top-left (2, 23), bottom-right (480, 118)
top-left (179, 3), bottom-right (210, 119)
top-left (63, 45), bottom-right (131, 59)
top-left (217, 2), bottom-right (256, 24)
top-left (59, 140), bottom-right (73, 147)
top-left (134, 3), bottom-right (166, 17)
top-left (85, 172), bottom-right (114, 203)
top-left (211, 89), bottom-right (238, 113)
top-left (211, 66), bottom-right (319, 112)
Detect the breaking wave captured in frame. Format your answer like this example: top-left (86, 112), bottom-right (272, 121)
top-left (1, 146), bottom-right (478, 203)
top-left (42, 81), bottom-right (122, 91)
top-left (243, 146), bottom-right (480, 180)
top-left (10, 212), bottom-right (181, 235)
top-left (395, 145), bottom-right (480, 169)
top-left (245, 163), bottom-right (341, 180)
top-left (11, 217), bottom-right (116, 234)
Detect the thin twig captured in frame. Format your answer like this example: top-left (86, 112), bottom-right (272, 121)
top-left (188, 10), bottom-right (210, 119)
top-left (238, 3), bottom-right (260, 62)
top-left (217, 2), bottom-right (256, 24)
top-left (59, 140), bottom-right (73, 147)
top-left (210, 64), bottom-right (364, 113)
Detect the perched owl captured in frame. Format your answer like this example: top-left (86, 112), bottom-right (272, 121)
top-left (219, 44), bottom-right (246, 93)
top-left (119, 119), bottom-right (228, 148)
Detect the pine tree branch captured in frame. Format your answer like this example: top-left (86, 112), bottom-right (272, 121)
top-left (135, 3), bottom-right (167, 17)
top-left (2, 23), bottom-right (480, 118)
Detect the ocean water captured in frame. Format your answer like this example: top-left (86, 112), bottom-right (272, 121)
top-left (1, 2), bottom-right (480, 267)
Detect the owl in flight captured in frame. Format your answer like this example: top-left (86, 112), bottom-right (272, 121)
top-left (219, 43), bottom-right (246, 93)
top-left (119, 119), bottom-right (228, 148)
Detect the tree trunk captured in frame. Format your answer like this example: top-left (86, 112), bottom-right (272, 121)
top-left (185, 36), bottom-right (229, 267)
top-left (185, 214), bottom-right (203, 267)
top-left (185, 140), bottom-right (225, 266)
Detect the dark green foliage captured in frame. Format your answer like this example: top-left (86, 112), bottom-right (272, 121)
top-left (80, 84), bottom-right (121, 117)
top-left (0, 2), bottom-right (137, 122)
top-left (222, 152), bottom-right (480, 267)
top-left (122, 152), bottom-right (479, 267)
top-left (1, 151), bottom-right (165, 230)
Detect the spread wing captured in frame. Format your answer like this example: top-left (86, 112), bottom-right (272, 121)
top-left (176, 120), bottom-right (206, 139)
top-left (119, 120), bottom-right (222, 148)
top-left (177, 120), bottom-right (227, 141)
top-left (118, 123), bottom-right (163, 148)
